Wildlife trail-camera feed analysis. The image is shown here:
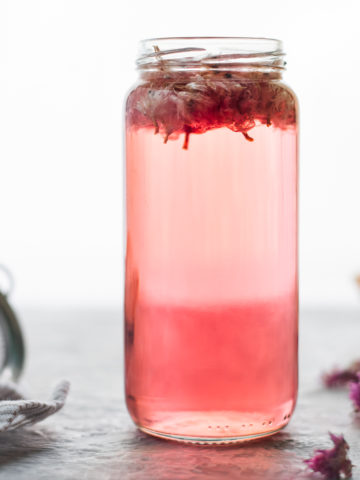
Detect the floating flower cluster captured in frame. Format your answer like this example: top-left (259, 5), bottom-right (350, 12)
top-left (126, 70), bottom-right (297, 149)
top-left (305, 433), bottom-right (353, 480)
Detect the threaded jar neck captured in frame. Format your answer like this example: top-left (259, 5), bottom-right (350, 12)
top-left (136, 37), bottom-right (285, 79)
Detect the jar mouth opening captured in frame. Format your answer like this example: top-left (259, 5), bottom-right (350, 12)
top-left (137, 37), bottom-right (285, 72)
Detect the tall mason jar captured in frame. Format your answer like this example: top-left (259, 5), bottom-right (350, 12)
top-left (125, 37), bottom-right (298, 444)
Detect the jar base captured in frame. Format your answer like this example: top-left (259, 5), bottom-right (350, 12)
top-left (139, 424), bottom-right (287, 445)
top-left (131, 407), bottom-right (294, 444)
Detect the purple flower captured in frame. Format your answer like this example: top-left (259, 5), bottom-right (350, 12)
top-left (305, 433), bottom-right (353, 479)
top-left (349, 373), bottom-right (360, 412)
top-left (323, 360), bottom-right (360, 388)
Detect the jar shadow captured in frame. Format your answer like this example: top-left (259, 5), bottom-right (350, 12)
top-left (104, 428), bottom-right (307, 480)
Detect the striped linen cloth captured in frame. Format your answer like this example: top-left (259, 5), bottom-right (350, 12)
top-left (0, 380), bottom-right (69, 431)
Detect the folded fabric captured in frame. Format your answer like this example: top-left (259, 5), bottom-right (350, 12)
top-left (0, 380), bottom-right (70, 432)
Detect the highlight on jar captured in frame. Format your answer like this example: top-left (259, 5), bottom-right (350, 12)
top-left (124, 37), bottom-right (299, 444)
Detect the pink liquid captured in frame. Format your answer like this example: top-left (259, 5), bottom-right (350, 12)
top-left (125, 125), bottom-right (298, 442)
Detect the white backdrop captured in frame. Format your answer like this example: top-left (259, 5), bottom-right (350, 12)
top-left (1, 0), bottom-right (360, 308)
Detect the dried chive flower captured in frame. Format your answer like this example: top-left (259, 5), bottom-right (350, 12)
top-left (304, 433), bottom-right (353, 479)
top-left (322, 360), bottom-right (360, 388)
top-left (349, 373), bottom-right (360, 412)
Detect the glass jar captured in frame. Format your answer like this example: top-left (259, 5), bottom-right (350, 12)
top-left (124, 37), bottom-right (298, 444)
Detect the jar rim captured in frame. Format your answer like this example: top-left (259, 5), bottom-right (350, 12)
top-left (137, 37), bottom-right (285, 72)
top-left (142, 36), bottom-right (282, 51)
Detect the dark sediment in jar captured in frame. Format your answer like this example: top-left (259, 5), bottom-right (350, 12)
top-left (126, 70), bottom-right (297, 149)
